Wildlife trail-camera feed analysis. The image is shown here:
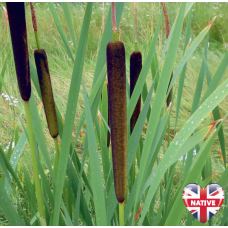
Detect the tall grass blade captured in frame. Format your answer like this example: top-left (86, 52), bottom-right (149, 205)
top-left (175, 10), bottom-right (191, 129)
top-left (0, 48), bottom-right (10, 93)
top-left (139, 76), bottom-right (228, 224)
top-left (83, 81), bottom-right (107, 225)
top-left (127, 13), bottom-right (162, 122)
top-left (135, 3), bottom-right (187, 224)
top-left (53, 3), bottom-right (92, 225)
top-left (48, 2), bottom-right (74, 61)
top-left (166, 16), bottom-right (215, 97)
top-left (61, 3), bottom-right (77, 50)
top-left (0, 180), bottom-right (24, 225)
top-left (165, 122), bottom-right (223, 225)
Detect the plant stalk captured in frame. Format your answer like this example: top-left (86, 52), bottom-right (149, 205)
top-left (53, 137), bottom-right (60, 178)
top-left (111, 2), bottom-right (118, 42)
top-left (24, 101), bottom-right (46, 226)
top-left (135, 2), bottom-right (137, 52)
top-left (30, 2), bottom-right (40, 49)
top-left (119, 202), bottom-right (124, 226)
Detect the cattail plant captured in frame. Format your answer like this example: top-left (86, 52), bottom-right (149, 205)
top-left (30, 3), bottom-right (60, 178)
top-left (130, 2), bottom-right (142, 134)
top-left (106, 2), bottom-right (127, 226)
top-left (6, 2), bottom-right (46, 225)
top-left (130, 2), bottom-right (142, 187)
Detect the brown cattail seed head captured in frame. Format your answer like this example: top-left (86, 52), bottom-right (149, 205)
top-left (6, 3), bottom-right (31, 101)
top-left (130, 51), bottom-right (142, 133)
top-left (34, 49), bottom-right (59, 138)
top-left (107, 41), bottom-right (127, 203)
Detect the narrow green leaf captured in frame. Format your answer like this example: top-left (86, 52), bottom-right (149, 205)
top-left (0, 48), bottom-right (10, 93)
top-left (190, 35), bottom-right (208, 115)
top-left (166, 16), bottom-right (214, 97)
top-left (48, 2), bottom-right (74, 61)
top-left (165, 123), bottom-right (222, 225)
top-left (136, 4), bottom-right (187, 224)
top-left (83, 81), bottom-right (107, 225)
top-left (53, 3), bottom-right (93, 224)
top-left (127, 14), bottom-right (162, 122)
top-left (0, 180), bottom-right (24, 226)
top-left (61, 3), bottom-right (77, 50)
top-left (140, 77), bottom-right (228, 224)
top-left (175, 10), bottom-right (191, 129)
top-left (201, 50), bottom-right (228, 103)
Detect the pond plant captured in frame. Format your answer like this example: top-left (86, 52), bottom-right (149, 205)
top-left (0, 2), bottom-right (228, 226)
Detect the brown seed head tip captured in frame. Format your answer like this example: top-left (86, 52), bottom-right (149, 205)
top-left (187, 38), bottom-right (192, 49)
top-left (97, 110), bottom-right (101, 122)
top-left (135, 204), bottom-right (143, 223)
top-left (3, 6), bottom-right (8, 23)
top-left (206, 16), bottom-right (217, 28)
top-left (30, 2), bottom-right (37, 31)
top-left (6, 2), bottom-right (31, 102)
top-left (209, 119), bottom-right (223, 131)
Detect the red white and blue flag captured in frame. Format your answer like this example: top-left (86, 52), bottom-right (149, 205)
top-left (182, 183), bottom-right (224, 223)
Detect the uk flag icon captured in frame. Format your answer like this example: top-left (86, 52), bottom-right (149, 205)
top-left (182, 183), bottom-right (224, 223)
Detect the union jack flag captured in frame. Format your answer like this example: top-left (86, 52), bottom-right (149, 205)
top-left (182, 183), bottom-right (224, 223)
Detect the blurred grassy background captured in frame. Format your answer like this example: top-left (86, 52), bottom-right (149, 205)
top-left (0, 2), bottom-right (227, 195)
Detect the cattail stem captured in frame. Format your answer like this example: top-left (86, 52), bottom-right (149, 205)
top-left (30, 2), bottom-right (40, 49)
top-left (135, 2), bottom-right (137, 52)
top-left (24, 101), bottom-right (46, 226)
top-left (35, 31), bottom-right (40, 49)
top-left (119, 202), bottom-right (124, 226)
top-left (111, 2), bottom-right (117, 42)
top-left (53, 137), bottom-right (60, 178)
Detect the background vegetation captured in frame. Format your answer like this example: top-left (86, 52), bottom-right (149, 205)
top-left (0, 2), bottom-right (228, 225)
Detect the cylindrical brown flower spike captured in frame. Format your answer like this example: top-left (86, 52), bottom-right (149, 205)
top-left (6, 3), bottom-right (31, 101)
top-left (130, 52), bottom-right (142, 133)
top-left (107, 41), bottom-right (127, 203)
top-left (34, 49), bottom-right (59, 138)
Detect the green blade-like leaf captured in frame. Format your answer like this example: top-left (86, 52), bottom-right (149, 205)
top-left (190, 35), bottom-right (208, 115)
top-left (82, 81), bottom-right (107, 225)
top-left (0, 180), bottom-right (24, 226)
top-left (135, 3), bottom-right (187, 224)
top-left (201, 50), bottom-right (228, 103)
top-left (166, 16), bottom-right (215, 97)
top-left (53, 3), bottom-right (93, 225)
top-left (0, 48), bottom-right (10, 93)
top-left (139, 76), bottom-right (228, 224)
top-left (175, 10), bottom-right (191, 129)
top-left (165, 123), bottom-right (222, 225)
top-left (127, 13), bottom-right (162, 122)
top-left (48, 2), bottom-right (74, 61)
top-left (61, 2), bottom-right (77, 50)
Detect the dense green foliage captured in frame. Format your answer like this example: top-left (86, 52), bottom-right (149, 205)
top-left (0, 2), bottom-right (228, 226)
